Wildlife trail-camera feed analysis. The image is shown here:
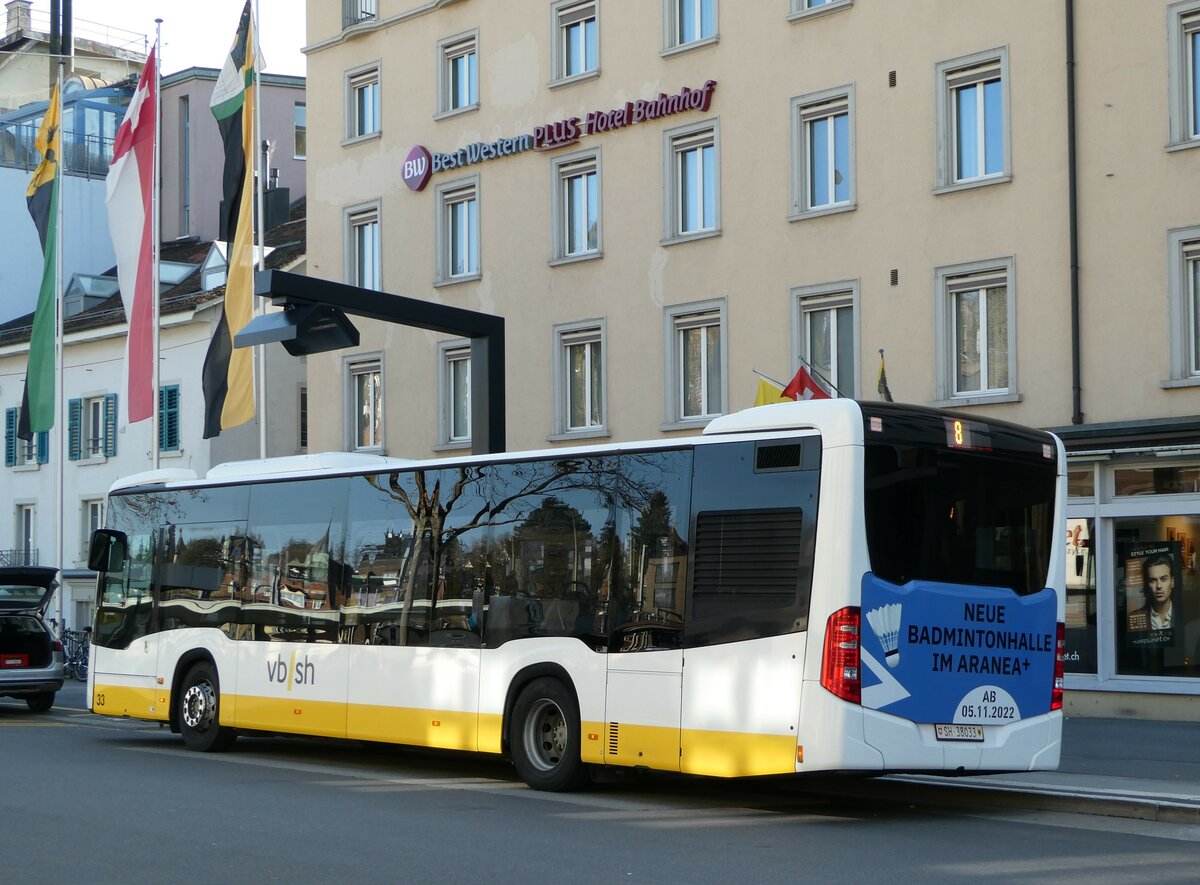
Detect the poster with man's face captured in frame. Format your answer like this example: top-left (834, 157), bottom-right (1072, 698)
top-left (1124, 541), bottom-right (1181, 648)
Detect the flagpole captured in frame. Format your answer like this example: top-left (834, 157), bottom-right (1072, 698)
top-left (795, 353), bottom-right (843, 398)
top-left (151, 20), bottom-right (162, 470)
top-left (253, 0), bottom-right (267, 461)
top-left (53, 61), bottom-right (64, 628)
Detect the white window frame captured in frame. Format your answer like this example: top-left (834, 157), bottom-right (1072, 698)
top-left (1165, 226), bottom-right (1200, 386)
top-left (551, 319), bottom-right (608, 440)
top-left (662, 0), bottom-right (717, 55)
top-left (437, 30), bottom-right (479, 119)
top-left (933, 257), bottom-right (1019, 406)
top-left (15, 503), bottom-right (35, 562)
top-left (437, 340), bottom-right (472, 449)
top-left (293, 101), bottom-right (306, 159)
top-left (552, 0), bottom-right (600, 86)
top-left (550, 148), bottom-right (602, 264)
top-left (344, 201), bottom-right (381, 290)
top-left (435, 176), bottom-right (480, 285)
top-left (788, 0), bottom-right (853, 23)
top-left (81, 498), bottom-right (104, 560)
top-left (791, 280), bottom-right (859, 398)
top-left (790, 85), bottom-right (855, 220)
top-left (82, 395), bottom-right (106, 459)
top-left (1169, 2), bottom-right (1200, 149)
top-left (13, 420), bottom-right (36, 467)
top-left (663, 119), bottom-right (720, 244)
top-left (346, 356), bottom-right (383, 453)
top-left (344, 62), bottom-right (381, 143)
top-left (662, 298), bottom-right (727, 428)
top-left (935, 47), bottom-right (1010, 193)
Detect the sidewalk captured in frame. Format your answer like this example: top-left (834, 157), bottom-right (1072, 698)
top-left (892, 717), bottom-right (1200, 822)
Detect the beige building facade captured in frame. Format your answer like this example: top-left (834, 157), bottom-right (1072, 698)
top-left (303, 0), bottom-right (1200, 714)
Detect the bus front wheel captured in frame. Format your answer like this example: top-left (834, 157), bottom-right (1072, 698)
top-left (179, 662), bottom-right (237, 752)
top-left (510, 677), bottom-right (589, 792)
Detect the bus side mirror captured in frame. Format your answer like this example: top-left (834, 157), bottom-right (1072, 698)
top-left (88, 529), bottom-right (128, 573)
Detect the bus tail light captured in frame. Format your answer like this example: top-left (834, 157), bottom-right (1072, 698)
top-left (1051, 622), bottom-right (1065, 711)
top-left (821, 606), bottom-right (861, 704)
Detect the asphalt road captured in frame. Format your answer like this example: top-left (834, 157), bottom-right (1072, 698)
top-left (2, 684), bottom-right (1197, 884)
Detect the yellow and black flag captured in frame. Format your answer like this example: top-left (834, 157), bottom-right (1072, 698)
top-left (18, 84), bottom-right (62, 441)
top-left (202, 0), bottom-right (257, 438)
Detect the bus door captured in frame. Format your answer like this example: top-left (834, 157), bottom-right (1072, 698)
top-left (679, 439), bottom-right (819, 778)
top-left (90, 526), bottom-right (158, 718)
top-left (603, 451), bottom-right (693, 771)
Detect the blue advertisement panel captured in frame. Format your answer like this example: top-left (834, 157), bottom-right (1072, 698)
top-left (860, 574), bottom-right (1056, 725)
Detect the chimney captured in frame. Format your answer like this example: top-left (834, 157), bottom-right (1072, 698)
top-left (6, 0), bottom-right (32, 36)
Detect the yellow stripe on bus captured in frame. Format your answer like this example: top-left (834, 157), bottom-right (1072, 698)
top-left (681, 729), bottom-right (799, 777)
top-left (92, 684), bottom-right (168, 721)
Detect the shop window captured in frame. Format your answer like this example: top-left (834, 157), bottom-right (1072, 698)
top-left (1114, 515), bottom-right (1200, 678)
top-left (1114, 463), bottom-right (1200, 497)
top-left (1067, 465), bottom-right (1096, 499)
top-left (1064, 517), bottom-right (1096, 675)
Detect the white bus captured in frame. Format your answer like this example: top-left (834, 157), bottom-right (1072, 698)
top-left (86, 400), bottom-right (1065, 790)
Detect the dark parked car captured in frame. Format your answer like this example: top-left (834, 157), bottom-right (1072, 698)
top-left (0, 567), bottom-right (64, 712)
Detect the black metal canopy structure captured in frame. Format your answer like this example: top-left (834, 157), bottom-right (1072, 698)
top-left (236, 269), bottom-right (505, 455)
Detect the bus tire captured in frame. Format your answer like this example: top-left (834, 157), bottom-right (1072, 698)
top-left (178, 662), bottom-right (237, 752)
top-left (510, 677), bottom-right (589, 792)
top-left (25, 691), bottom-right (54, 713)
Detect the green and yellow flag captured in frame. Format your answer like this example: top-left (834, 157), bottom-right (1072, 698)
top-left (202, 0), bottom-right (258, 438)
top-left (18, 84), bottom-right (61, 441)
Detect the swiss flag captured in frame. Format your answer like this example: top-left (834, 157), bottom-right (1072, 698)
top-left (782, 366), bottom-right (831, 401)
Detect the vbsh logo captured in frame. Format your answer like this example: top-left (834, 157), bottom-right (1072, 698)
top-left (266, 651), bottom-right (316, 691)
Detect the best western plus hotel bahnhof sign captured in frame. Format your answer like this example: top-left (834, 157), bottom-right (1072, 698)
top-left (402, 80), bottom-right (718, 192)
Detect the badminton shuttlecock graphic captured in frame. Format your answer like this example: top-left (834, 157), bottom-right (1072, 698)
top-left (866, 603), bottom-right (902, 668)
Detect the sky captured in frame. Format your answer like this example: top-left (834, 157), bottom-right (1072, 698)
top-left (32, 0), bottom-right (306, 77)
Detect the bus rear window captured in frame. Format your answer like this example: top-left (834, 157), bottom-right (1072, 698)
top-left (864, 442), bottom-right (1056, 596)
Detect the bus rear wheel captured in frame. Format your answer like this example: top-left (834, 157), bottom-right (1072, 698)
top-left (179, 662), bottom-right (237, 752)
top-left (510, 677), bottom-right (589, 792)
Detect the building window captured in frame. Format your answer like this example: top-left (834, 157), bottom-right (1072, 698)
top-left (1169, 2), bottom-right (1200, 148)
top-left (789, 0), bottom-right (853, 20)
top-left (664, 299), bottom-right (726, 425)
top-left (935, 48), bottom-right (1009, 191)
top-left (934, 258), bottom-right (1017, 403)
top-left (4, 408), bottom-right (47, 468)
top-left (159, 384), bottom-right (180, 452)
top-left (436, 177), bottom-right (480, 283)
top-left (553, 1), bottom-right (598, 83)
top-left (15, 503), bottom-right (35, 565)
top-left (293, 102), bottom-right (306, 159)
top-left (438, 31), bottom-right (478, 117)
top-left (438, 341), bottom-right (471, 447)
top-left (68, 394), bottom-right (116, 461)
top-left (179, 95), bottom-right (190, 235)
top-left (793, 282), bottom-right (858, 397)
top-left (553, 321), bottom-right (606, 437)
top-left (664, 0), bottom-right (716, 53)
top-left (1167, 226), bottom-right (1200, 382)
top-left (348, 358), bottom-right (382, 451)
top-left (346, 64), bottom-right (380, 140)
top-left (346, 203), bottom-right (380, 290)
top-left (790, 85), bottom-right (854, 218)
top-left (551, 150), bottom-right (600, 262)
top-left (343, 0), bottom-right (377, 28)
top-left (664, 121), bottom-right (719, 243)
top-left (299, 385), bottom-right (308, 451)
top-left (82, 498), bottom-right (104, 558)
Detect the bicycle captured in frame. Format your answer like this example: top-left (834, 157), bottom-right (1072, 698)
top-left (61, 628), bottom-right (90, 682)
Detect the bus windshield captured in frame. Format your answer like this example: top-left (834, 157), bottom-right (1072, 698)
top-left (863, 409), bottom-right (1057, 596)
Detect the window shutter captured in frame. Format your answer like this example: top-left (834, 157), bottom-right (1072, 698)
top-left (4, 407), bottom-right (15, 468)
top-left (37, 431), bottom-right (48, 464)
top-left (159, 385), bottom-right (180, 452)
top-left (103, 393), bottom-right (118, 457)
top-left (68, 398), bottom-right (82, 461)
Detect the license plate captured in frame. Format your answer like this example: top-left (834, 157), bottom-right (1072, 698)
top-left (935, 723), bottom-right (984, 742)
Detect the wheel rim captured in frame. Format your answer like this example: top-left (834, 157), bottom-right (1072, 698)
top-left (182, 680), bottom-right (216, 732)
top-left (522, 698), bottom-right (568, 772)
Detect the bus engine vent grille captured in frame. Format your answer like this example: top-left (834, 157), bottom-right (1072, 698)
top-left (608, 722), bottom-right (619, 756)
top-left (755, 443), bottom-right (804, 472)
top-left (693, 508), bottom-right (806, 601)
